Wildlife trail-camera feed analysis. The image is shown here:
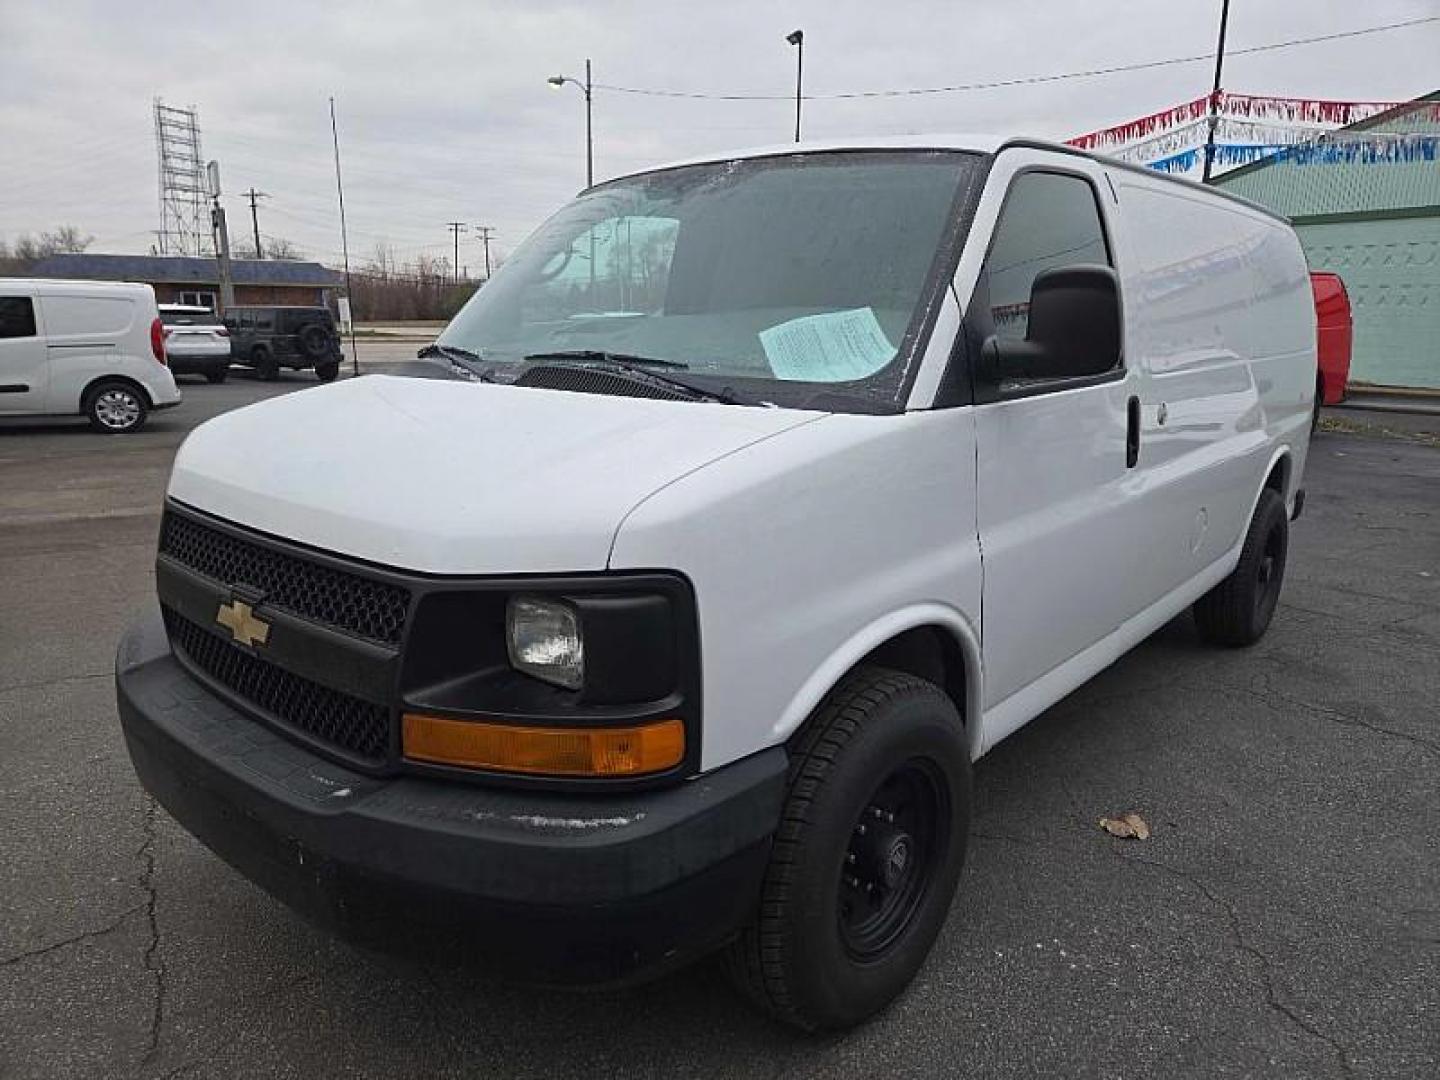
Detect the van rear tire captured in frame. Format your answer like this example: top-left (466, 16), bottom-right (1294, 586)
top-left (84, 380), bottom-right (149, 434)
top-left (724, 666), bottom-right (970, 1031)
top-left (1194, 488), bottom-right (1288, 647)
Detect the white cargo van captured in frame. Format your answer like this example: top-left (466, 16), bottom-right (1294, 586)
top-left (117, 137), bottom-right (1313, 1029)
top-left (0, 279), bottom-right (181, 432)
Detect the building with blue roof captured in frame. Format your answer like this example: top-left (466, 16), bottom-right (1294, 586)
top-left (25, 253), bottom-right (342, 311)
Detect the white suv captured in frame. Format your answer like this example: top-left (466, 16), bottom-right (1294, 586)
top-left (159, 304), bottom-right (232, 384)
top-left (0, 279), bottom-right (181, 432)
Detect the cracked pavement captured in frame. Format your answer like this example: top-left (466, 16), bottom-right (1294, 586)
top-left (1, 369), bottom-right (1436, 1078)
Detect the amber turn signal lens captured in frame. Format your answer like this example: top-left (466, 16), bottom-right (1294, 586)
top-left (402, 713), bottom-right (685, 777)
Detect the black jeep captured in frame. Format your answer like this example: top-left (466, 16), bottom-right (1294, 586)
top-left (223, 306), bottom-right (344, 382)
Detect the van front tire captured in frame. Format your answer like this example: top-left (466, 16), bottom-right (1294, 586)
top-left (84, 381), bottom-right (149, 434)
top-left (725, 666), bottom-right (971, 1031)
top-left (1194, 488), bottom-right (1288, 647)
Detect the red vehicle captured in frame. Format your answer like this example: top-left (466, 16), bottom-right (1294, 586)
top-left (1310, 271), bottom-right (1353, 425)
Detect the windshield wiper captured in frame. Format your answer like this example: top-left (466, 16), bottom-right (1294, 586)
top-left (522, 349), bottom-right (746, 405)
top-left (523, 349), bottom-right (689, 369)
top-left (418, 343), bottom-right (482, 366)
top-left (417, 343), bottom-right (496, 381)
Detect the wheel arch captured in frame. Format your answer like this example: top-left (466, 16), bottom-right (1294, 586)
top-left (78, 373), bottom-right (154, 413)
top-left (1237, 445), bottom-right (1293, 530)
top-left (773, 605), bottom-right (984, 762)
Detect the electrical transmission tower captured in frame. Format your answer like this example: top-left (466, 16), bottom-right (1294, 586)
top-left (154, 100), bottom-right (211, 255)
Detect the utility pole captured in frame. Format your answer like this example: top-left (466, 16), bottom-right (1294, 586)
top-left (446, 221), bottom-right (467, 282)
top-left (1201, 0), bottom-right (1232, 183)
top-left (473, 225), bottom-right (495, 280)
top-left (242, 187), bottom-right (268, 258)
top-left (206, 161), bottom-right (235, 313)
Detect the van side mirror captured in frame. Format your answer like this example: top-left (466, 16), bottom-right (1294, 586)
top-left (979, 264), bottom-right (1121, 384)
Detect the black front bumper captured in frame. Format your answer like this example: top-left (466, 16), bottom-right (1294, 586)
top-left (116, 606), bottom-right (785, 983)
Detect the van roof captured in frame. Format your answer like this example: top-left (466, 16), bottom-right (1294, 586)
top-left (609, 134), bottom-right (1288, 225)
top-left (1, 278), bottom-right (156, 295)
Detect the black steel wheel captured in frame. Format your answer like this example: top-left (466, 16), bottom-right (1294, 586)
top-left (725, 665), bottom-right (970, 1031)
top-left (838, 760), bottom-right (948, 961)
top-left (315, 361), bottom-right (340, 383)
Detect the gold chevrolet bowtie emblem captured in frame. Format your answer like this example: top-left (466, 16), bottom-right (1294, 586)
top-left (216, 599), bottom-right (270, 647)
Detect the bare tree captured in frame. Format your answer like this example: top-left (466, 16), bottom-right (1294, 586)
top-left (5, 225), bottom-right (94, 264)
top-left (349, 246), bottom-right (475, 321)
top-left (368, 240), bottom-right (397, 279)
top-left (265, 237), bottom-right (301, 260)
top-left (233, 235), bottom-right (303, 260)
top-left (44, 225), bottom-right (93, 254)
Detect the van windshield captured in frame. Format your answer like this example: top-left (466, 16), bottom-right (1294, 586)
top-left (439, 151), bottom-right (980, 410)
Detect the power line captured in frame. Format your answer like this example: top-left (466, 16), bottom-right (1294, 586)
top-left (594, 16), bottom-right (1439, 101)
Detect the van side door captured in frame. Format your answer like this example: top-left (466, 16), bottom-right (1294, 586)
top-left (967, 156), bottom-right (1148, 747)
top-left (0, 288), bottom-right (47, 414)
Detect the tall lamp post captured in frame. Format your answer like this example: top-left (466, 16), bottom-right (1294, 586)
top-left (786, 30), bottom-right (804, 143)
top-left (1201, 0), bottom-right (1232, 183)
top-left (548, 59), bottom-right (594, 188)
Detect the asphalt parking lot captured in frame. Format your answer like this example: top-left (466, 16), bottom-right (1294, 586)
top-left (1, 363), bottom-right (1436, 1079)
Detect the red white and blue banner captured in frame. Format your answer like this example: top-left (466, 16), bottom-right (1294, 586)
top-left (1067, 92), bottom-right (1440, 174)
top-left (1146, 136), bottom-right (1440, 175)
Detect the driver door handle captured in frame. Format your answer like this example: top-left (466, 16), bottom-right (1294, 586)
top-left (1126, 395), bottom-right (1141, 469)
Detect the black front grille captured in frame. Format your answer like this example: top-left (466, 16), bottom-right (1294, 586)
top-left (164, 608), bottom-right (390, 762)
top-left (160, 509), bottom-right (410, 645)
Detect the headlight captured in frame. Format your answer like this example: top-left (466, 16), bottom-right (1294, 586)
top-left (506, 596), bottom-right (584, 690)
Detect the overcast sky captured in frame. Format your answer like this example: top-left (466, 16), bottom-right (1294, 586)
top-left (2, 0), bottom-right (1436, 271)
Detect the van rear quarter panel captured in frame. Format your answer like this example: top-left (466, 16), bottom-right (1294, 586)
top-left (1110, 172), bottom-right (1313, 577)
top-left (37, 283), bottom-right (175, 411)
top-left (608, 409), bottom-right (984, 773)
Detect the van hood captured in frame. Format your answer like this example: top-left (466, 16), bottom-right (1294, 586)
top-left (168, 375), bottom-right (820, 574)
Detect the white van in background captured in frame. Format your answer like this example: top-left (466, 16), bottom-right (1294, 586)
top-left (0, 279), bottom-right (181, 433)
top-left (117, 137), bottom-right (1314, 1030)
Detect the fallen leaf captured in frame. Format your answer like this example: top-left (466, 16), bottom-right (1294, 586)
top-left (1099, 811), bottom-right (1151, 840)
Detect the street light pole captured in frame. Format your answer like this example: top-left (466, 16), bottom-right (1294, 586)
top-left (584, 58), bottom-right (594, 188)
top-left (548, 61), bottom-right (594, 188)
top-left (787, 30), bottom-right (804, 143)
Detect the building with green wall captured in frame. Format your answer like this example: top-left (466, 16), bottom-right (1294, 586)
top-left (1213, 93), bottom-right (1439, 390)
